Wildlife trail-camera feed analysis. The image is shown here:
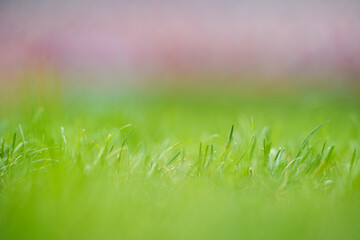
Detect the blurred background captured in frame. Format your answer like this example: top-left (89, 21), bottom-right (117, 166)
top-left (1, 0), bottom-right (360, 86)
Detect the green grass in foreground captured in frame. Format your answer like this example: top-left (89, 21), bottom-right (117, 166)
top-left (1, 86), bottom-right (360, 239)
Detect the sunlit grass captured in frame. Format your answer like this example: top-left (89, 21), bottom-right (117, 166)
top-left (0, 85), bottom-right (360, 239)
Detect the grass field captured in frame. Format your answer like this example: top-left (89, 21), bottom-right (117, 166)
top-left (1, 83), bottom-right (360, 239)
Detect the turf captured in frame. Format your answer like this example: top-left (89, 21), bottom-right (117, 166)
top-left (0, 85), bottom-right (360, 239)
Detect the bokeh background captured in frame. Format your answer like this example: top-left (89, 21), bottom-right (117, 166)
top-left (1, 0), bottom-right (360, 85)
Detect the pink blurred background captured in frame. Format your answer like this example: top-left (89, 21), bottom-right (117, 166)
top-left (1, 0), bottom-right (360, 82)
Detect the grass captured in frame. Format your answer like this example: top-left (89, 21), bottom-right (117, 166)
top-left (0, 83), bottom-right (360, 239)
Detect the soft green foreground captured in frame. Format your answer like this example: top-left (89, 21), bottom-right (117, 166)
top-left (1, 86), bottom-right (360, 239)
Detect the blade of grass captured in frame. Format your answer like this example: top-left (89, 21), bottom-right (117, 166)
top-left (165, 150), bottom-right (182, 167)
top-left (295, 121), bottom-right (329, 159)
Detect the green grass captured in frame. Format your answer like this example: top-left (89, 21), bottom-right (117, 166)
top-left (1, 85), bottom-right (360, 239)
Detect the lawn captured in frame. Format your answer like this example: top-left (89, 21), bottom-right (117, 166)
top-left (0, 83), bottom-right (360, 239)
